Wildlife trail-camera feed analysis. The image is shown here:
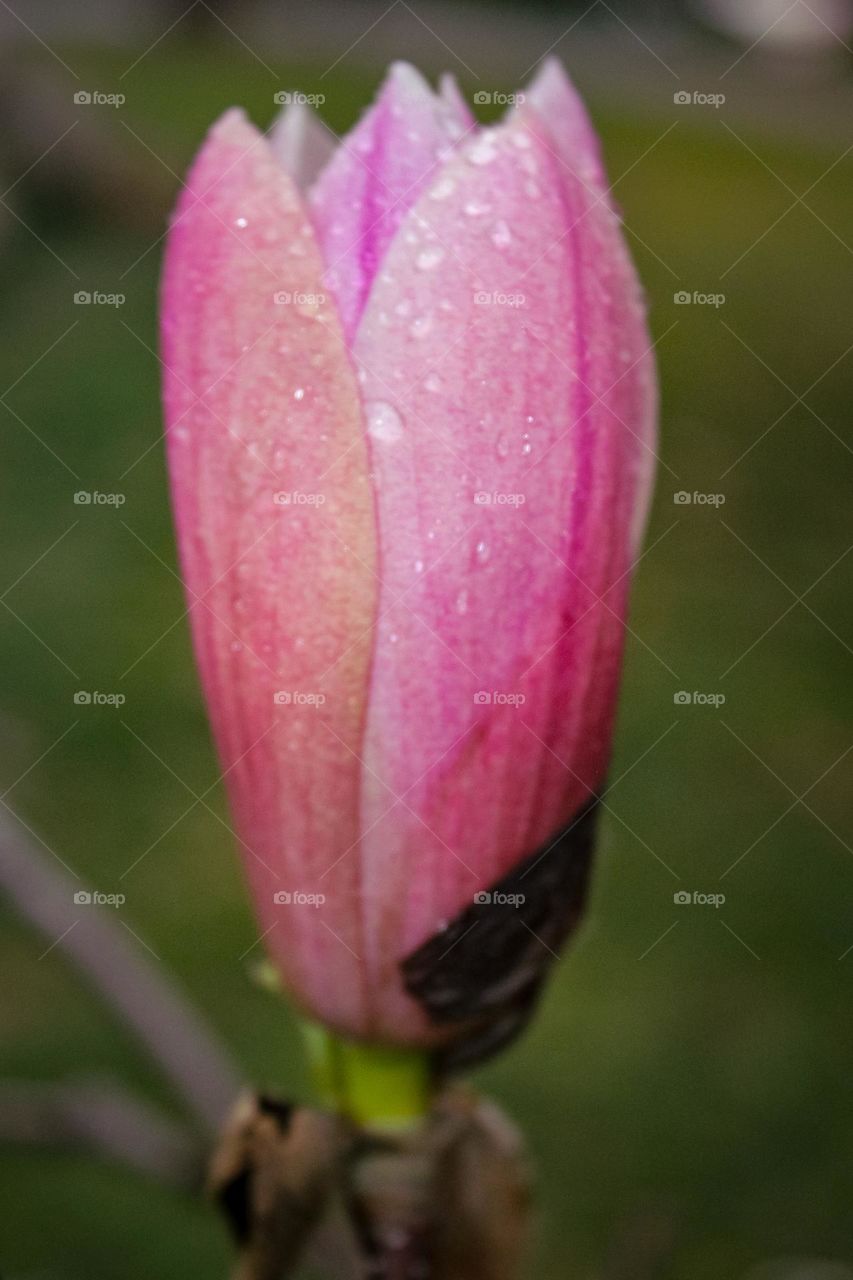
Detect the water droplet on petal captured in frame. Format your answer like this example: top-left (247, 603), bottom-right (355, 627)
top-left (416, 246), bottom-right (445, 271)
top-left (410, 313), bottom-right (433, 338)
top-left (464, 199), bottom-right (491, 218)
top-left (455, 588), bottom-right (469, 614)
top-left (414, 558), bottom-right (424, 574)
top-left (468, 140), bottom-right (498, 166)
top-left (475, 539), bottom-right (490, 564)
top-left (491, 219), bottom-right (512, 249)
top-left (495, 433), bottom-right (510, 458)
top-left (293, 387), bottom-right (305, 401)
top-left (424, 372), bottom-right (443, 393)
top-left (366, 401), bottom-right (404, 444)
top-left (430, 176), bottom-right (456, 201)
top-left (234, 216), bottom-right (248, 229)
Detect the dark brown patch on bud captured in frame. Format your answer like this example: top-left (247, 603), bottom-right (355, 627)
top-left (401, 798), bottom-right (599, 1071)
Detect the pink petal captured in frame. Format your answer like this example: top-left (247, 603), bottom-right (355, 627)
top-left (351, 105), bottom-right (654, 1038)
top-left (160, 110), bottom-right (379, 1037)
top-left (524, 56), bottom-right (658, 552)
top-left (524, 59), bottom-right (658, 809)
top-left (522, 56), bottom-right (608, 189)
top-left (308, 61), bottom-right (473, 341)
top-left (269, 98), bottom-right (336, 191)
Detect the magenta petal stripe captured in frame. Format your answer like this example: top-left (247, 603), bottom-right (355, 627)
top-left (308, 61), bottom-right (473, 343)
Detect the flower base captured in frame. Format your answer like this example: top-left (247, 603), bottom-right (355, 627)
top-left (209, 1081), bottom-right (530, 1280)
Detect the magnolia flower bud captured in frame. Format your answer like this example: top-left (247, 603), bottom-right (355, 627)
top-left (161, 59), bottom-right (656, 1059)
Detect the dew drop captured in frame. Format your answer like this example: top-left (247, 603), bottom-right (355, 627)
top-left (410, 313), bottom-right (433, 339)
top-left (234, 216), bottom-right (248, 229)
top-left (366, 400), bottom-right (404, 443)
top-left (455, 588), bottom-right (469, 614)
top-left (495, 433), bottom-right (510, 458)
top-left (430, 175), bottom-right (456, 201)
top-left (491, 219), bottom-right (512, 249)
top-left (475, 539), bottom-right (490, 564)
top-left (416, 246), bottom-right (445, 271)
top-left (468, 140), bottom-right (498, 166)
top-left (464, 199), bottom-right (491, 218)
top-left (293, 387), bottom-right (305, 401)
top-left (413, 558), bottom-right (424, 574)
top-left (424, 372), bottom-right (443, 393)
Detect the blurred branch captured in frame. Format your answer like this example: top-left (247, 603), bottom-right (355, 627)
top-left (0, 810), bottom-right (243, 1135)
top-left (0, 1076), bottom-right (203, 1188)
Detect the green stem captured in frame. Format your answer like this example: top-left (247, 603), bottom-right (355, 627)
top-left (300, 1021), bottom-right (433, 1131)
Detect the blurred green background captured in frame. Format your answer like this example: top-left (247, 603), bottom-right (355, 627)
top-left (1, 4), bottom-right (852, 1278)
